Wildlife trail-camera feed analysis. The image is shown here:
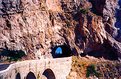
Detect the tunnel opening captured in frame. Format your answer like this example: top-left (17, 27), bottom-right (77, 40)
top-left (16, 73), bottom-right (21, 79)
top-left (51, 44), bottom-right (72, 58)
top-left (26, 72), bottom-right (36, 79)
top-left (43, 69), bottom-right (55, 79)
top-left (82, 40), bottom-right (118, 60)
top-left (86, 50), bottom-right (118, 60)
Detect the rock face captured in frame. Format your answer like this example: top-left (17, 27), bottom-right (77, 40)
top-left (0, 0), bottom-right (121, 60)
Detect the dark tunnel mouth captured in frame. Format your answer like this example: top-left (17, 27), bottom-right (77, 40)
top-left (80, 50), bottom-right (118, 60)
top-left (51, 44), bottom-right (72, 58)
top-left (86, 50), bottom-right (118, 60)
top-left (80, 40), bottom-right (119, 60)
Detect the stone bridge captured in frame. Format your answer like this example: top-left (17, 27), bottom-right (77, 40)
top-left (0, 57), bottom-right (72, 79)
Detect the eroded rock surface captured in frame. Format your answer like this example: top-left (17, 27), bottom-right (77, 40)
top-left (0, 0), bottom-right (121, 60)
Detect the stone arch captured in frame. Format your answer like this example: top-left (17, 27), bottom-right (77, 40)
top-left (42, 69), bottom-right (56, 79)
top-left (16, 73), bottom-right (21, 79)
top-left (51, 44), bottom-right (72, 58)
top-left (26, 72), bottom-right (36, 79)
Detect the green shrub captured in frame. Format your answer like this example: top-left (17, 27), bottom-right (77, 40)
top-left (86, 64), bottom-right (100, 77)
top-left (0, 49), bottom-right (26, 61)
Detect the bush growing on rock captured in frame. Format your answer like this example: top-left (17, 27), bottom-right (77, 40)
top-left (86, 64), bottom-right (100, 77)
top-left (0, 49), bottom-right (26, 61)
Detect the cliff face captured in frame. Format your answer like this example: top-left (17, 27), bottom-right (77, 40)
top-left (0, 0), bottom-right (121, 60)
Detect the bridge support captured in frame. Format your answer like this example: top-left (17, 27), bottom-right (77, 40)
top-left (0, 57), bottom-right (72, 79)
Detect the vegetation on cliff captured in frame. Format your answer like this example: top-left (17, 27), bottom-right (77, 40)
top-left (67, 56), bottom-right (121, 79)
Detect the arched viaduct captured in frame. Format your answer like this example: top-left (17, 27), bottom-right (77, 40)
top-left (0, 57), bottom-right (72, 79)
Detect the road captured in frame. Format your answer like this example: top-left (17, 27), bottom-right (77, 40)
top-left (0, 64), bottom-right (10, 71)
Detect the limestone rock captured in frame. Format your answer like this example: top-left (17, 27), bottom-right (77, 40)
top-left (0, 0), bottom-right (121, 60)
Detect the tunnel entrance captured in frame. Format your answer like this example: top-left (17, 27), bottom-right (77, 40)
top-left (16, 73), bottom-right (21, 79)
top-left (81, 40), bottom-right (119, 60)
top-left (51, 44), bottom-right (72, 58)
top-left (43, 69), bottom-right (55, 79)
top-left (86, 50), bottom-right (118, 60)
top-left (26, 72), bottom-right (36, 79)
